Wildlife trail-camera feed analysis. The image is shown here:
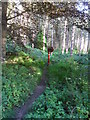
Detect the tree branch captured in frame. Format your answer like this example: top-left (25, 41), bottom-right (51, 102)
top-left (7, 10), bottom-right (28, 21)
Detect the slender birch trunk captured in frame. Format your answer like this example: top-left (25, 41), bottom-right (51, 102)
top-left (76, 29), bottom-right (80, 51)
top-left (43, 16), bottom-right (48, 51)
top-left (66, 24), bottom-right (69, 54)
top-left (79, 30), bottom-right (83, 56)
top-left (59, 26), bottom-right (61, 49)
top-left (83, 32), bottom-right (86, 53)
top-left (43, 26), bottom-right (46, 51)
top-left (81, 31), bottom-right (84, 53)
top-left (70, 26), bottom-right (75, 56)
top-left (46, 17), bottom-right (49, 47)
top-left (88, 33), bottom-right (90, 53)
top-left (62, 19), bottom-right (67, 54)
top-left (32, 30), bottom-right (34, 48)
top-left (51, 24), bottom-right (53, 47)
top-left (84, 32), bottom-right (88, 53)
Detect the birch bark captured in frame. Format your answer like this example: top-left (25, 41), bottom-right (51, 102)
top-left (62, 19), bottom-right (67, 54)
top-left (70, 26), bottom-right (75, 56)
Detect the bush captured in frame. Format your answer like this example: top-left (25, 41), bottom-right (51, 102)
top-left (6, 36), bottom-right (22, 55)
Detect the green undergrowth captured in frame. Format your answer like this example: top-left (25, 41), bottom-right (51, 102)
top-left (50, 50), bottom-right (88, 65)
top-left (2, 46), bottom-right (89, 118)
top-left (25, 46), bottom-right (48, 63)
top-left (25, 57), bottom-right (89, 119)
top-left (2, 50), bottom-right (46, 118)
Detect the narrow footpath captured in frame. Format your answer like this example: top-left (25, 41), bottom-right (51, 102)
top-left (15, 65), bottom-right (48, 120)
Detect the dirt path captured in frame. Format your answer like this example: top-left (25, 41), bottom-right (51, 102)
top-left (15, 65), bottom-right (48, 120)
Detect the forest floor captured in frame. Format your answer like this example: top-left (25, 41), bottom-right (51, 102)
top-left (2, 47), bottom-right (89, 119)
top-left (2, 49), bottom-right (47, 118)
top-left (15, 65), bottom-right (48, 119)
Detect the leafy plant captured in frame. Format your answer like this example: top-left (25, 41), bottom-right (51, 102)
top-left (25, 56), bottom-right (88, 119)
top-left (2, 50), bottom-right (46, 118)
top-left (6, 36), bottom-right (22, 54)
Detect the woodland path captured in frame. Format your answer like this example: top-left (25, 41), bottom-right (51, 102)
top-left (15, 65), bottom-right (48, 120)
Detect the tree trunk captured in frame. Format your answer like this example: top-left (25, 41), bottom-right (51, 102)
top-left (62, 19), bottom-right (67, 54)
top-left (76, 29), bottom-right (80, 51)
top-left (70, 26), bottom-right (75, 56)
top-left (79, 30), bottom-right (82, 56)
top-left (66, 23), bottom-right (69, 54)
top-left (0, 4), bottom-right (2, 61)
top-left (84, 32), bottom-right (88, 53)
top-left (51, 25), bottom-right (53, 47)
top-left (59, 25), bottom-right (61, 49)
top-left (88, 33), bottom-right (90, 53)
top-left (43, 26), bottom-right (46, 51)
top-left (2, 2), bottom-right (8, 59)
top-left (81, 31), bottom-right (84, 53)
top-left (32, 31), bottom-right (34, 48)
top-left (43, 16), bottom-right (48, 51)
top-left (46, 17), bottom-right (49, 47)
top-left (79, 30), bottom-right (85, 55)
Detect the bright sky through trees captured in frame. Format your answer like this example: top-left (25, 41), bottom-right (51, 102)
top-left (8, 0), bottom-right (89, 14)
top-left (76, 2), bottom-right (89, 13)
